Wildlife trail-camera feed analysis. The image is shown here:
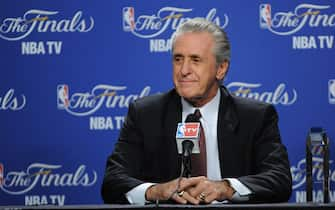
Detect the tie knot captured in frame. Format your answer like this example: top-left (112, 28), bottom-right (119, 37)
top-left (194, 109), bottom-right (201, 121)
top-left (185, 109), bottom-right (202, 122)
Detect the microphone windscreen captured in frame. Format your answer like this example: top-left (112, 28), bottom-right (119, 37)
top-left (185, 113), bottom-right (197, 122)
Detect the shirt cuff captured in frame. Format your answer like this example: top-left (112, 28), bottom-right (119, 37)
top-left (125, 183), bottom-right (155, 205)
top-left (224, 178), bottom-right (252, 202)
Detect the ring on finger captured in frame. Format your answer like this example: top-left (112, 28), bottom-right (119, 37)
top-left (199, 192), bottom-right (206, 201)
top-left (177, 190), bottom-right (185, 197)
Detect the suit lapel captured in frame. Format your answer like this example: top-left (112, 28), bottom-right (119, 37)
top-left (217, 86), bottom-right (239, 177)
top-left (163, 90), bottom-right (182, 178)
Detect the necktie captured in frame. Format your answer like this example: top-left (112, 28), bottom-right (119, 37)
top-left (191, 109), bottom-right (207, 177)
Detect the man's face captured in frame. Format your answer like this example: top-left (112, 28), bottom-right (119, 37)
top-left (173, 32), bottom-right (228, 107)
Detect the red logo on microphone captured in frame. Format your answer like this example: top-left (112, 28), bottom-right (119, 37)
top-left (176, 123), bottom-right (200, 138)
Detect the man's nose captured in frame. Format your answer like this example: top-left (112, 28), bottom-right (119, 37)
top-left (180, 60), bottom-right (191, 75)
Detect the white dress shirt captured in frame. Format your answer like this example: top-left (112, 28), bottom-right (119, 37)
top-left (126, 89), bottom-right (251, 204)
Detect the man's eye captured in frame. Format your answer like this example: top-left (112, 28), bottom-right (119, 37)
top-left (192, 58), bottom-right (200, 63)
top-left (174, 57), bottom-right (182, 62)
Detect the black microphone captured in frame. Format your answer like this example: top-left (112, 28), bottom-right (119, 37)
top-left (175, 113), bottom-right (201, 177)
top-left (182, 113), bottom-right (198, 157)
top-left (175, 115), bottom-right (201, 155)
top-left (185, 112), bottom-right (198, 122)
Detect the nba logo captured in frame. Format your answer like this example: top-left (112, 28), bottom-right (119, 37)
top-left (176, 123), bottom-right (186, 138)
top-left (57, 84), bottom-right (70, 109)
top-left (176, 123), bottom-right (200, 138)
top-left (123, 7), bottom-right (135, 31)
top-left (259, 4), bottom-right (272, 29)
top-left (0, 163), bottom-right (4, 186)
top-left (329, 79), bottom-right (335, 104)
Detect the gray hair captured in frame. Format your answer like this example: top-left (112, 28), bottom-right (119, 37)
top-left (171, 18), bottom-right (231, 67)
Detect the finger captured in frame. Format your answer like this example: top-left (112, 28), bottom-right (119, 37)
top-left (201, 191), bottom-right (216, 204)
top-left (196, 191), bottom-right (207, 203)
top-left (171, 192), bottom-right (187, 204)
top-left (187, 179), bottom-right (210, 197)
top-left (186, 186), bottom-right (198, 198)
top-left (179, 176), bottom-right (206, 191)
top-left (196, 181), bottom-right (228, 203)
top-left (165, 178), bottom-right (184, 200)
top-left (181, 191), bottom-right (199, 205)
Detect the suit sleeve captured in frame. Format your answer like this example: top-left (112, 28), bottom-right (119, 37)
top-left (238, 104), bottom-right (292, 203)
top-left (101, 102), bottom-right (145, 204)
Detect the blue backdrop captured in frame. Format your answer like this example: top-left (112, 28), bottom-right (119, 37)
top-left (0, 0), bottom-right (334, 206)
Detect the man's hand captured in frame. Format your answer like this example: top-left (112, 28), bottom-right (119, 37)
top-left (145, 177), bottom-right (235, 204)
top-left (145, 178), bottom-right (199, 204)
top-left (181, 176), bottom-right (236, 203)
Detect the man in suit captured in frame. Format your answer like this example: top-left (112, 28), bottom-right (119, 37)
top-left (102, 18), bottom-right (292, 204)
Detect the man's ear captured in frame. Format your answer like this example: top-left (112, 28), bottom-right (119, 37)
top-left (216, 61), bottom-right (229, 80)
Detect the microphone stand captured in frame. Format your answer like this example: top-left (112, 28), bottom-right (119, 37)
top-left (182, 140), bottom-right (194, 178)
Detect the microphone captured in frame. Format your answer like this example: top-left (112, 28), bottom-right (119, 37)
top-left (175, 122), bottom-right (201, 155)
top-left (176, 114), bottom-right (201, 177)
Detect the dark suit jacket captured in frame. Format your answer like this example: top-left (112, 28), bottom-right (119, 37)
top-left (101, 87), bottom-right (292, 204)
